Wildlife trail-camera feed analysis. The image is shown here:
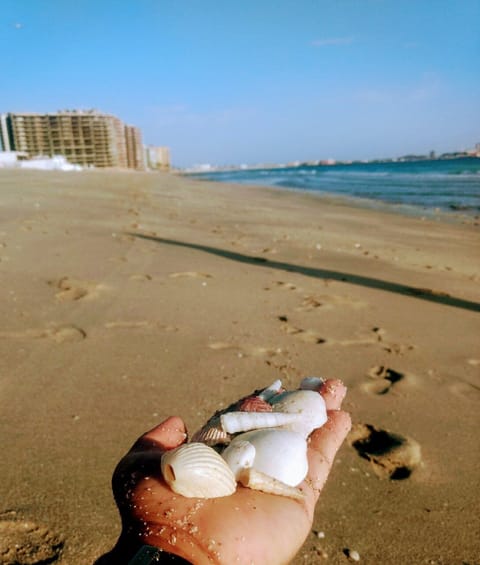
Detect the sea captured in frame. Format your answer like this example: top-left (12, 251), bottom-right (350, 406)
top-left (189, 157), bottom-right (480, 220)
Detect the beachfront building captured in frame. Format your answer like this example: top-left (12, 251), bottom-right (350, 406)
top-left (125, 125), bottom-right (146, 170)
top-left (145, 145), bottom-right (170, 171)
top-left (0, 110), bottom-right (145, 170)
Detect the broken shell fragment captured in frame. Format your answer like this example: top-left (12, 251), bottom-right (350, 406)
top-left (257, 379), bottom-right (283, 401)
top-left (161, 442), bottom-right (236, 498)
top-left (300, 376), bottom-right (325, 390)
top-left (269, 390), bottom-right (327, 437)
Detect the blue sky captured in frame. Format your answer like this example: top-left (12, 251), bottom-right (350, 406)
top-left (1, 0), bottom-right (479, 167)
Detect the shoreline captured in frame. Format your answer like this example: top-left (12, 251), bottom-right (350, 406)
top-left (0, 169), bottom-right (479, 564)
top-left (183, 155), bottom-right (480, 223)
top-left (186, 173), bottom-right (480, 225)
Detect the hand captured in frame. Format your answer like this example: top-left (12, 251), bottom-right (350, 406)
top-left (96, 379), bottom-right (351, 564)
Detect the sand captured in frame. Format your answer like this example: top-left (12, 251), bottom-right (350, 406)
top-left (0, 168), bottom-right (478, 564)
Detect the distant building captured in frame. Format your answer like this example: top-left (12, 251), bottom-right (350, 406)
top-left (0, 110), bottom-right (145, 170)
top-left (125, 125), bottom-right (146, 170)
top-left (145, 145), bottom-right (170, 171)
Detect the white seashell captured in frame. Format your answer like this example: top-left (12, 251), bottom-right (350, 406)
top-left (222, 429), bottom-right (308, 487)
top-left (220, 411), bottom-right (301, 434)
top-left (269, 390), bottom-right (327, 437)
top-left (258, 379), bottom-right (283, 401)
top-left (220, 439), bottom-right (256, 479)
top-left (161, 443), bottom-right (236, 498)
top-left (300, 376), bottom-right (325, 391)
top-left (238, 468), bottom-right (304, 501)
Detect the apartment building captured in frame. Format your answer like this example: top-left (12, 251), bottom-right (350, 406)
top-left (125, 125), bottom-right (146, 170)
top-left (145, 145), bottom-right (170, 171)
top-left (0, 110), bottom-right (145, 170)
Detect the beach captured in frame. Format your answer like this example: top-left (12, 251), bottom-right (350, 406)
top-left (0, 168), bottom-right (478, 564)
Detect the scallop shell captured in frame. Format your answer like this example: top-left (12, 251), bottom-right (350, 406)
top-left (190, 422), bottom-right (230, 446)
top-left (222, 429), bottom-right (309, 487)
top-left (238, 396), bottom-right (273, 412)
top-left (269, 389), bottom-right (327, 437)
top-left (161, 442), bottom-right (236, 498)
top-left (220, 411), bottom-right (301, 434)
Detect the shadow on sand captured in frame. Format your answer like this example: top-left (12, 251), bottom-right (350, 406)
top-left (128, 233), bottom-right (480, 313)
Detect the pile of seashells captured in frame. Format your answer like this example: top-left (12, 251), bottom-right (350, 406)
top-left (160, 377), bottom-right (327, 500)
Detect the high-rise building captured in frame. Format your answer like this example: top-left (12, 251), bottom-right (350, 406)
top-left (125, 125), bottom-right (146, 170)
top-left (0, 110), bottom-right (145, 169)
top-left (145, 145), bottom-right (171, 171)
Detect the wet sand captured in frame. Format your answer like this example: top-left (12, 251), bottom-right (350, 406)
top-left (0, 168), bottom-right (478, 564)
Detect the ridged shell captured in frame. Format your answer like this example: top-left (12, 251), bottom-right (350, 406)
top-left (222, 429), bottom-right (308, 487)
top-left (269, 390), bottom-right (327, 437)
top-left (220, 411), bottom-right (301, 434)
top-left (190, 420), bottom-right (230, 446)
top-left (238, 396), bottom-right (273, 412)
top-left (161, 443), bottom-right (236, 498)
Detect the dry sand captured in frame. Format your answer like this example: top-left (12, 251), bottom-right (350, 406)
top-left (0, 169), bottom-right (478, 564)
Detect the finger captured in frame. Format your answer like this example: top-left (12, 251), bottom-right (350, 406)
top-left (318, 379), bottom-right (347, 411)
top-left (306, 410), bottom-right (352, 494)
top-left (133, 416), bottom-right (187, 453)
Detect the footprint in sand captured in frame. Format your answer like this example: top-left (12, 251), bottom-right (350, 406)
top-left (208, 341), bottom-right (281, 358)
top-left (169, 272), bottom-right (213, 280)
top-left (277, 319), bottom-right (411, 352)
top-left (278, 318), bottom-right (327, 344)
top-left (48, 277), bottom-right (101, 302)
top-left (349, 423), bottom-right (422, 480)
top-left (129, 274), bottom-right (153, 281)
top-left (0, 517), bottom-right (64, 564)
top-left (295, 294), bottom-right (366, 312)
top-left (0, 324), bottom-right (87, 343)
top-left (447, 379), bottom-right (480, 399)
top-left (104, 321), bottom-right (177, 332)
top-left (362, 365), bottom-right (408, 395)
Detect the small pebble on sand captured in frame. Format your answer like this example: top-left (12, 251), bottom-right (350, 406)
top-left (346, 548), bottom-right (360, 561)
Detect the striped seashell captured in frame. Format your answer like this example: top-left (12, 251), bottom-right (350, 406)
top-left (161, 442), bottom-right (236, 498)
top-left (220, 411), bottom-right (302, 434)
top-left (238, 396), bottom-right (273, 412)
top-left (190, 422), bottom-right (230, 446)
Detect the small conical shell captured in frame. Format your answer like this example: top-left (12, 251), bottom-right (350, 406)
top-left (238, 468), bottom-right (304, 501)
top-left (220, 411), bottom-right (301, 434)
top-left (161, 443), bottom-right (236, 498)
top-left (270, 390), bottom-right (327, 437)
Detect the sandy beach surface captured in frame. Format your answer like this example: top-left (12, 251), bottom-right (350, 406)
top-left (0, 169), bottom-right (478, 565)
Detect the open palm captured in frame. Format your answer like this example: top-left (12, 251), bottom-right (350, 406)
top-left (96, 380), bottom-right (350, 564)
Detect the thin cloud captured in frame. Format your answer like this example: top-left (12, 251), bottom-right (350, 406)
top-left (311, 36), bottom-right (355, 47)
